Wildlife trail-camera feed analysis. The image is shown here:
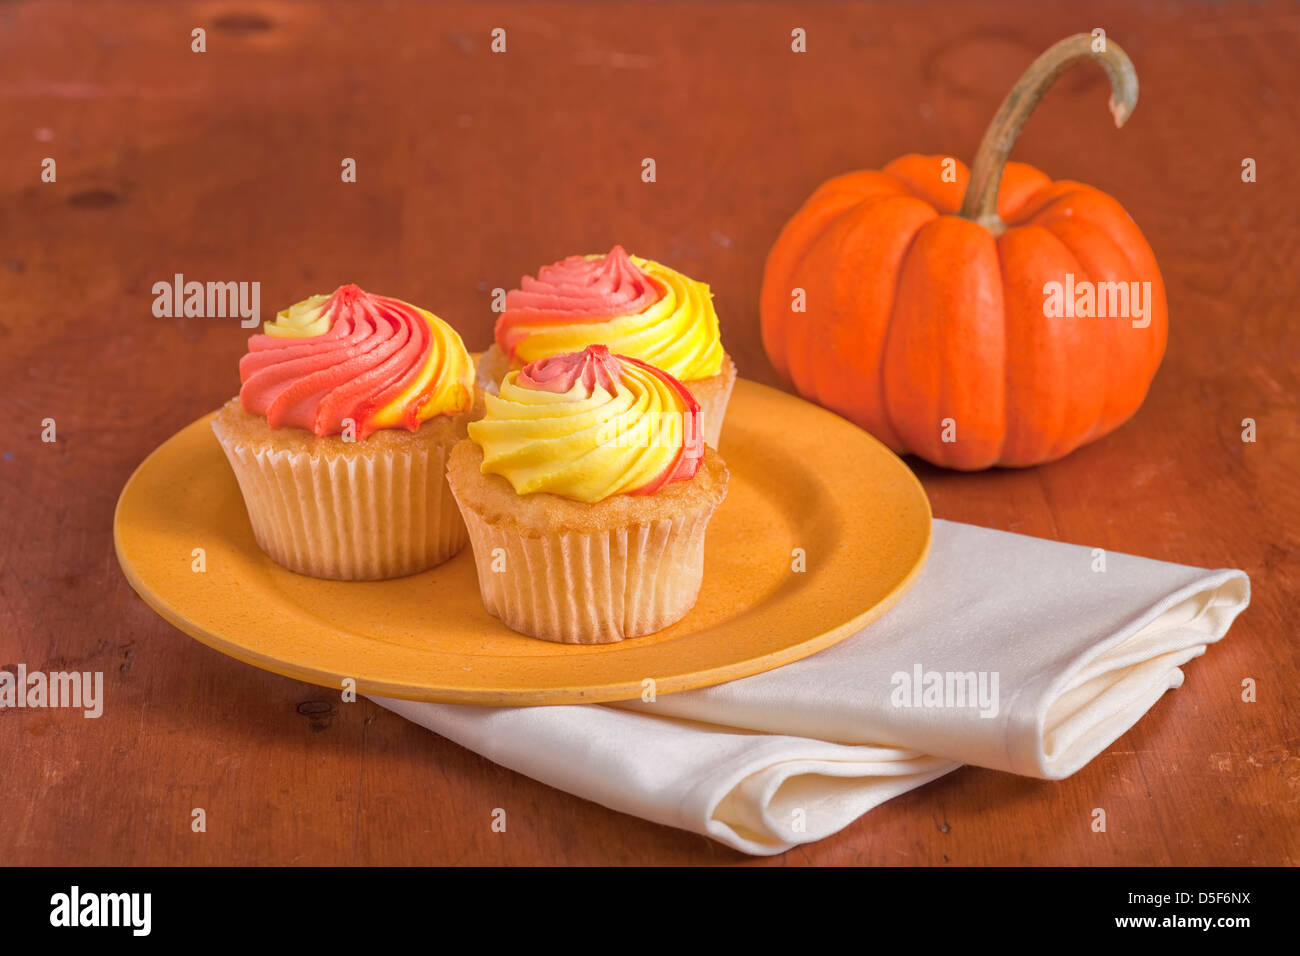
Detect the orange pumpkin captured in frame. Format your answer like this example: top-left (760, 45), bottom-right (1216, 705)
top-left (761, 35), bottom-right (1167, 469)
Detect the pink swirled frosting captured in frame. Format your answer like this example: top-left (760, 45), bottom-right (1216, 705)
top-left (238, 284), bottom-right (473, 439)
top-left (496, 246), bottom-right (662, 356)
top-left (517, 343), bottom-right (622, 394)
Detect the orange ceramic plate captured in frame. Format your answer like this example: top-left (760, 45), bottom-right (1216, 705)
top-left (114, 379), bottom-right (931, 705)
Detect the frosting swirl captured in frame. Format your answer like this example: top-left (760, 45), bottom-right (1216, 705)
top-left (238, 284), bottom-right (473, 439)
top-left (468, 345), bottom-right (704, 502)
top-left (496, 246), bottom-right (725, 381)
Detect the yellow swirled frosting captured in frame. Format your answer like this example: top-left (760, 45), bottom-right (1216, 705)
top-left (467, 345), bottom-right (705, 502)
top-left (495, 246), bottom-right (724, 381)
top-left (240, 284), bottom-right (474, 437)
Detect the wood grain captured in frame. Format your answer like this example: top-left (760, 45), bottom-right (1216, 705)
top-left (1, 0), bottom-right (1296, 865)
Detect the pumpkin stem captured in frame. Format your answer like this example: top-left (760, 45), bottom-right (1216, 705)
top-left (958, 33), bottom-right (1139, 235)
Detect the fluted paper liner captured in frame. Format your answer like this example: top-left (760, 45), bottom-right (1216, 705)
top-left (213, 424), bottom-right (466, 581)
top-left (473, 345), bottom-right (511, 396)
top-left (686, 354), bottom-right (736, 449)
top-left (456, 505), bottom-right (716, 644)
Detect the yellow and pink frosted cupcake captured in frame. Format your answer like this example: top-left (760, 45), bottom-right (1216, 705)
top-left (477, 246), bottom-right (735, 447)
top-left (449, 345), bottom-right (728, 644)
top-left (212, 284), bottom-right (477, 580)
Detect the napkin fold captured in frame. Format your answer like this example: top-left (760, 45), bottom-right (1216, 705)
top-left (372, 519), bottom-right (1249, 856)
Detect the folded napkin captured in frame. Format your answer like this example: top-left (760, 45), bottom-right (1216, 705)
top-left (372, 519), bottom-right (1249, 856)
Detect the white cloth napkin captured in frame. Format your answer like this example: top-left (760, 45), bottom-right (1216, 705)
top-left (371, 519), bottom-right (1249, 856)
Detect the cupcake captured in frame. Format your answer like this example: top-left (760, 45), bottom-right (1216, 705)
top-left (211, 283), bottom-right (477, 580)
top-left (477, 245), bottom-right (735, 448)
top-left (449, 345), bottom-right (729, 644)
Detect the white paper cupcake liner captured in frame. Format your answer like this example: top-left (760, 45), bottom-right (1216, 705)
top-left (214, 434), bottom-right (466, 580)
top-left (457, 508), bottom-right (714, 644)
top-left (687, 354), bottom-right (736, 449)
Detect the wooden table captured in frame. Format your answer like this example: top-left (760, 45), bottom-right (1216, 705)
top-left (2, 1), bottom-right (1296, 865)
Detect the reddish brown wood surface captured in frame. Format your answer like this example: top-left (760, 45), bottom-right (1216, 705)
top-left (2, 1), bottom-right (1296, 865)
